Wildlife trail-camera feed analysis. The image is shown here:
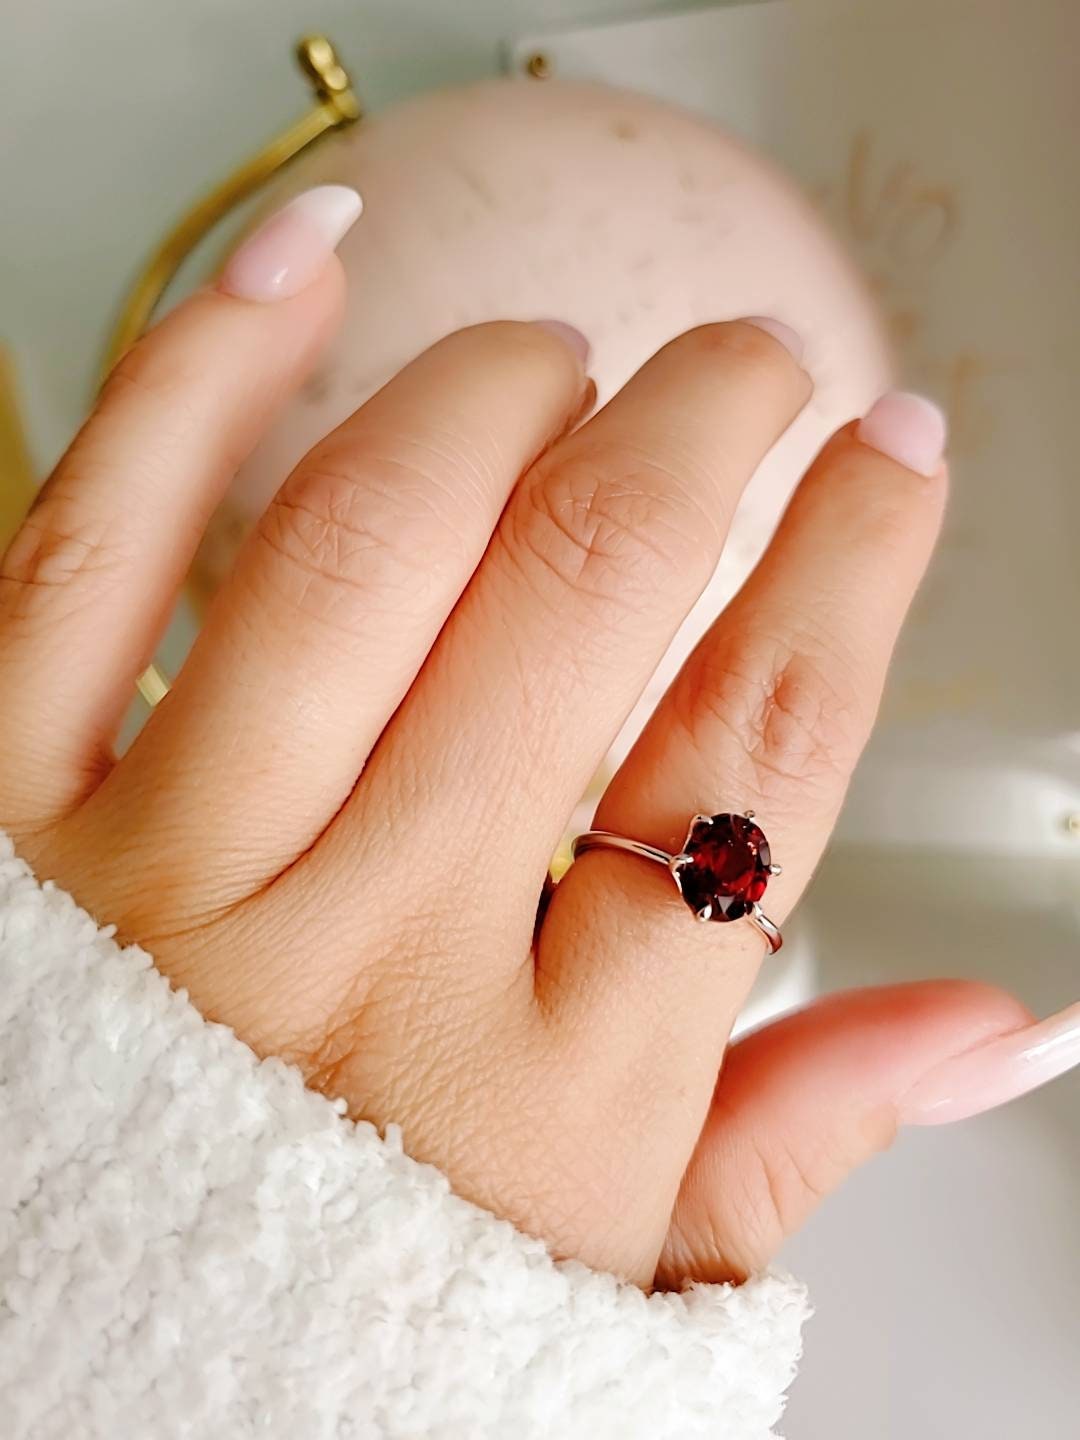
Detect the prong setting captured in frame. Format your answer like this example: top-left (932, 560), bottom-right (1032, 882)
top-left (749, 902), bottom-right (783, 953)
top-left (571, 811), bottom-right (782, 951)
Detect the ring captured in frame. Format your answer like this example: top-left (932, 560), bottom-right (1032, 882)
top-left (571, 811), bottom-right (783, 953)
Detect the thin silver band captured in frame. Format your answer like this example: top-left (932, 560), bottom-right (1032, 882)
top-left (571, 828), bottom-right (783, 954)
top-left (572, 831), bottom-right (672, 866)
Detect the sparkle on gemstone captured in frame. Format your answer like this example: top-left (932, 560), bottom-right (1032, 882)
top-left (672, 813), bottom-right (772, 923)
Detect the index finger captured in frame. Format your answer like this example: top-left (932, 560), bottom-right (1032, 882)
top-left (0, 188), bottom-right (356, 823)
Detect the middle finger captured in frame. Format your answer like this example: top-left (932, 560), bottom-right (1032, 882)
top-left (329, 320), bottom-right (810, 953)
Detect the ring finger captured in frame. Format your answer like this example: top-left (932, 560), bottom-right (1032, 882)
top-left (541, 392), bottom-right (948, 1241)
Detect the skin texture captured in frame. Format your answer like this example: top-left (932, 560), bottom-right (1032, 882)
top-left (1, 213), bottom-right (1067, 1292)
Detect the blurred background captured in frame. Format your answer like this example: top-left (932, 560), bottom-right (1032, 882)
top-left (2, 2), bottom-right (1077, 1434)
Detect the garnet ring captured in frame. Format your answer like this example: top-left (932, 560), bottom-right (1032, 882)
top-left (571, 812), bottom-right (783, 953)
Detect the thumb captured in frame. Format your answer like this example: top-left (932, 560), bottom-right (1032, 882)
top-left (657, 980), bottom-right (1080, 1287)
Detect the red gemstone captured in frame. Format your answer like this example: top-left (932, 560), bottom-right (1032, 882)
top-left (673, 814), bottom-right (772, 922)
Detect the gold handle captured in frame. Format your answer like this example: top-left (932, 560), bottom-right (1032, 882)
top-left (97, 36), bottom-right (361, 707)
top-left (0, 37), bottom-right (360, 708)
top-left (100, 37), bottom-right (361, 382)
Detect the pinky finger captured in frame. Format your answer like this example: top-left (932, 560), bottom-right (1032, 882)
top-left (657, 980), bottom-right (1080, 1288)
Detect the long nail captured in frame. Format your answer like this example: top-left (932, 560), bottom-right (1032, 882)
top-left (898, 1002), bottom-right (1080, 1125)
top-left (567, 376), bottom-right (598, 427)
top-left (857, 390), bottom-right (948, 477)
top-left (532, 319), bottom-right (592, 365)
top-left (219, 185), bottom-right (363, 302)
top-left (740, 316), bottom-right (805, 363)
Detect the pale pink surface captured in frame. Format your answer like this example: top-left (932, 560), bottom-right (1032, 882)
top-left (223, 80), bottom-right (891, 766)
top-left (899, 1000), bottom-right (1080, 1124)
top-left (857, 390), bottom-right (948, 477)
top-left (219, 186), bottom-right (363, 302)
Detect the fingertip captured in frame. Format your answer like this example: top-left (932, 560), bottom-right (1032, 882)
top-left (856, 390), bottom-right (948, 478)
top-left (738, 316), bottom-right (805, 364)
top-left (531, 319), bottom-right (592, 366)
top-left (218, 185), bottom-right (363, 303)
top-left (659, 981), bottom-right (1041, 1286)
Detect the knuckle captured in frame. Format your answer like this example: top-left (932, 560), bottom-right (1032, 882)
top-left (756, 1133), bottom-right (831, 1234)
top-left (675, 1131), bottom-right (837, 1283)
top-left (674, 629), bottom-right (867, 802)
top-left (254, 451), bottom-right (471, 625)
top-left (1, 498), bottom-right (133, 624)
top-left (753, 1114), bottom-right (895, 1243)
top-left (101, 337), bottom-right (204, 438)
top-left (735, 1128), bottom-right (845, 1272)
top-left (664, 1116), bottom-right (896, 1287)
top-left (506, 443), bottom-right (717, 611)
top-left (663, 1135), bottom-right (786, 1287)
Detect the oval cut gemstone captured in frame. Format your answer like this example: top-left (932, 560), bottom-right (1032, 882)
top-left (673, 813), bottom-right (772, 922)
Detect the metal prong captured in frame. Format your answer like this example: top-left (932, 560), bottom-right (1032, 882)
top-left (769, 863), bottom-right (783, 876)
top-left (692, 813), bottom-right (712, 829)
top-left (669, 853), bottom-right (692, 873)
top-left (744, 809), bottom-right (756, 819)
top-left (748, 903), bottom-right (783, 954)
top-left (695, 903), bottom-right (713, 922)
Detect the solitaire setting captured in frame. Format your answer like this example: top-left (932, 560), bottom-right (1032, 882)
top-left (571, 811), bottom-right (783, 953)
top-left (671, 812), bottom-right (774, 924)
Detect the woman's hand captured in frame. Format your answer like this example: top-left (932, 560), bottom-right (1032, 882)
top-left (3, 185), bottom-right (1075, 1290)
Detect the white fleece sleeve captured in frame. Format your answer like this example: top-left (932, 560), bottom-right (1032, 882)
top-left (0, 836), bottom-right (809, 1440)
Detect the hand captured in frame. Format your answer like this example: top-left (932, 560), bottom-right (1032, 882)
top-left (4, 186), bottom-right (1076, 1289)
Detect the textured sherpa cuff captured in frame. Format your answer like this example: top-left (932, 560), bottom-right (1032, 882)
top-left (0, 835), bottom-right (809, 1439)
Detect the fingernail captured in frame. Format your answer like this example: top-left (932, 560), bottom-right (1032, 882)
top-left (740, 316), bottom-right (805, 362)
top-left (532, 319), bottom-right (592, 365)
top-left (899, 1001), bottom-right (1080, 1125)
top-left (857, 390), bottom-right (948, 477)
top-left (219, 185), bottom-right (363, 302)
top-left (567, 376), bottom-right (599, 432)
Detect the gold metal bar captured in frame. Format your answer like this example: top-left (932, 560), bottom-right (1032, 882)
top-left (99, 36), bottom-right (361, 709)
top-left (101, 104), bottom-right (336, 379)
top-left (100, 37), bottom-right (361, 382)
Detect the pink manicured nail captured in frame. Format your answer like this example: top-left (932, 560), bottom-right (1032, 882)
top-left (899, 1001), bottom-right (1080, 1125)
top-left (857, 390), bottom-right (947, 477)
top-left (219, 185), bottom-right (363, 302)
top-left (740, 316), bottom-right (805, 362)
top-left (532, 320), bottom-right (591, 365)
